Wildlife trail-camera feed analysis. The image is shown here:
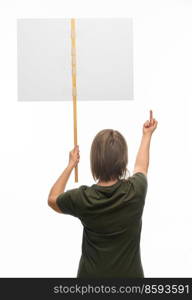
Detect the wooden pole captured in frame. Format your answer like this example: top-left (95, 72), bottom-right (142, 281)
top-left (71, 18), bottom-right (78, 182)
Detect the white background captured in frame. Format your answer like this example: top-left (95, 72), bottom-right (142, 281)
top-left (0, 0), bottom-right (191, 277)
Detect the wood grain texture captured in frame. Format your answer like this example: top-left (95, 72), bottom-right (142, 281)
top-left (71, 18), bottom-right (78, 182)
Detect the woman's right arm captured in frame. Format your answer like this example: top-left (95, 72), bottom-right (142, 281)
top-left (133, 110), bottom-right (158, 176)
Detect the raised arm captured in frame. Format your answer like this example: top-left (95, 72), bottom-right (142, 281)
top-left (133, 110), bottom-right (158, 176)
top-left (48, 145), bottom-right (80, 213)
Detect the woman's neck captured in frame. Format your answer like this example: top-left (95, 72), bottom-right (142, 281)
top-left (97, 179), bottom-right (118, 186)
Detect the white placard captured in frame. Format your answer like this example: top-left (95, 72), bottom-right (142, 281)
top-left (17, 18), bottom-right (133, 101)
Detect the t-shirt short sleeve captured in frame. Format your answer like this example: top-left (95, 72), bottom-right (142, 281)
top-left (56, 188), bottom-right (81, 217)
top-left (129, 172), bottom-right (148, 202)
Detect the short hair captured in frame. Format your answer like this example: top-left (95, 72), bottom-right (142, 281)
top-left (90, 129), bottom-right (129, 182)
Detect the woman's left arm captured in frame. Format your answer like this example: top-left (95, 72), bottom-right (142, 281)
top-left (48, 145), bottom-right (80, 213)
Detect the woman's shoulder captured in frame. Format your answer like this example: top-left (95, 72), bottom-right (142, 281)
top-left (122, 172), bottom-right (147, 184)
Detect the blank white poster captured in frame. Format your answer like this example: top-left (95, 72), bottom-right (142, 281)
top-left (17, 18), bottom-right (133, 101)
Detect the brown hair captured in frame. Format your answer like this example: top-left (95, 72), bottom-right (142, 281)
top-left (90, 129), bottom-right (130, 182)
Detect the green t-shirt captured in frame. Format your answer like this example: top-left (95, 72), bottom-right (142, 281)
top-left (56, 172), bottom-right (148, 278)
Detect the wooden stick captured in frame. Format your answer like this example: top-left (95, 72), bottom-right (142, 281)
top-left (71, 18), bottom-right (78, 182)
